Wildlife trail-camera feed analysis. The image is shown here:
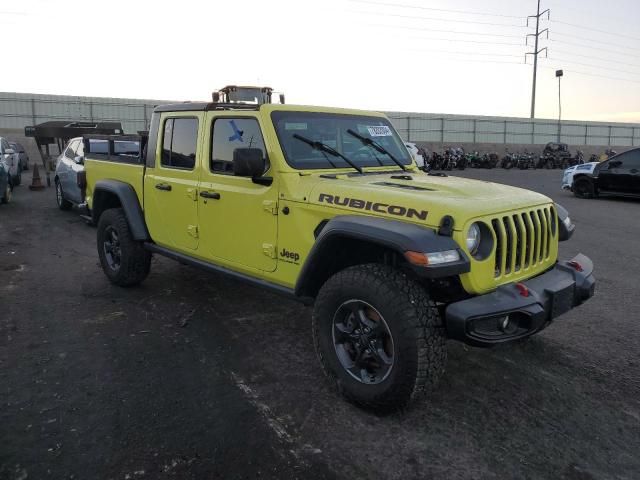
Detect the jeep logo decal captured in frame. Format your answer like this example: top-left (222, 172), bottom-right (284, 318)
top-left (318, 194), bottom-right (428, 221)
top-left (280, 248), bottom-right (301, 264)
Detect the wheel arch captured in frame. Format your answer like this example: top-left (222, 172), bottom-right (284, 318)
top-left (92, 180), bottom-right (149, 241)
top-left (295, 215), bottom-right (469, 299)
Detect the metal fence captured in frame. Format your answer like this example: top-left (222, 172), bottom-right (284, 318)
top-left (0, 92), bottom-right (164, 134)
top-left (1, 92), bottom-right (639, 147)
top-left (386, 113), bottom-right (640, 147)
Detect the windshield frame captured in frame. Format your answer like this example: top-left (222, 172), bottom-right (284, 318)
top-left (270, 111), bottom-right (413, 171)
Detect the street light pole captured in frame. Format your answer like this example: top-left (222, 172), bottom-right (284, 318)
top-left (556, 69), bottom-right (563, 142)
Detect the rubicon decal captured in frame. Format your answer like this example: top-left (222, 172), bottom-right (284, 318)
top-left (318, 194), bottom-right (428, 221)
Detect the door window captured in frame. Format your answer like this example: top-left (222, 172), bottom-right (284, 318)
top-left (211, 118), bottom-right (267, 174)
top-left (622, 150), bottom-right (640, 168)
top-left (161, 117), bottom-right (199, 170)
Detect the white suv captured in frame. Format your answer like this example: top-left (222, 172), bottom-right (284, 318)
top-left (0, 137), bottom-right (22, 186)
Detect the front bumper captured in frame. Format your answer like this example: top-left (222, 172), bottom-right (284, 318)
top-left (445, 254), bottom-right (595, 347)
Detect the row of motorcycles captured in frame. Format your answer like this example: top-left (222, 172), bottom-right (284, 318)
top-left (420, 147), bottom-right (608, 171)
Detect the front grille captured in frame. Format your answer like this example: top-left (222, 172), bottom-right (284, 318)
top-left (491, 206), bottom-right (556, 278)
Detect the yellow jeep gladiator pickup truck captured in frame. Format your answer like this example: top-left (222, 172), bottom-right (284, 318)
top-left (82, 99), bottom-right (595, 413)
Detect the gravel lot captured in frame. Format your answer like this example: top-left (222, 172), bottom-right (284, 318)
top-left (1, 168), bottom-right (639, 480)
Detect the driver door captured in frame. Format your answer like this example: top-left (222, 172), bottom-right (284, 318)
top-left (197, 113), bottom-right (278, 272)
top-left (599, 152), bottom-right (631, 193)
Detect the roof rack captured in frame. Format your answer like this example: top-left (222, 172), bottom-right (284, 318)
top-left (153, 102), bottom-right (261, 113)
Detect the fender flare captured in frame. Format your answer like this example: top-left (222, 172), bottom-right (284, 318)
top-left (92, 180), bottom-right (150, 241)
top-left (294, 215), bottom-right (469, 297)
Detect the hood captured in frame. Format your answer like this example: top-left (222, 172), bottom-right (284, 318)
top-left (302, 170), bottom-right (552, 230)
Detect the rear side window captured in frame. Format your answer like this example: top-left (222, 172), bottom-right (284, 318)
top-left (113, 140), bottom-right (140, 159)
top-left (211, 118), bottom-right (267, 174)
top-left (161, 118), bottom-right (198, 170)
top-left (87, 139), bottom-right (108, 154)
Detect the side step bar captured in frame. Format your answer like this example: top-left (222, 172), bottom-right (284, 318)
top-left (143, 243), bottom-right (310, 304)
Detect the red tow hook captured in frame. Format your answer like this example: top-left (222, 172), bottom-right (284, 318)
top-left (568, 260), bottom-right (584, 272)
top-left (515, 283), bottom-right (529, 297)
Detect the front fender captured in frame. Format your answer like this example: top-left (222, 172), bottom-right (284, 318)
top-left (295, 215), bottom-right (469, 297)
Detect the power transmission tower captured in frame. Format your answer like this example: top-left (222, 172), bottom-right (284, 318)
top-left (526, 0), bottom-right (549, 119)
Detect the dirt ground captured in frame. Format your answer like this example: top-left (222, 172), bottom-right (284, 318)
top-left (1, 168), bottom-right (639, 480)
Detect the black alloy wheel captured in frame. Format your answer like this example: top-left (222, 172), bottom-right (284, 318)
top-left (102, 226), bottom-right (122, 272)
top-left (332, 300), bottom-right (395, 385)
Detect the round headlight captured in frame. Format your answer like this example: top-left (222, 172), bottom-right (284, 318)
top-left (466, 223), bottom-right (481, 254)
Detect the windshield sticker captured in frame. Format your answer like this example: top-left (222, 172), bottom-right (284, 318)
top-left (284, 123), bottom-right (307, 130)
top-left (367, 125), bottom-right (392, 137)
top-left (228, 120), bottom-right (244, 142)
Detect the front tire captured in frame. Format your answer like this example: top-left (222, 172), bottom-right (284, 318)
top-left (312, 264), bottom-right (447, 414)
top-left (97, 208), bottom-right (151, 287)
top-left (573, 177), bottom-right (596, 199)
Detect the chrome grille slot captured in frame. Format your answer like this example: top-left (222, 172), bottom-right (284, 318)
top-left (491, 207), bottom-right (554, 279)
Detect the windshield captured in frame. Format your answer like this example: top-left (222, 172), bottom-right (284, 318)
top-left (271, 111), bottom-right (412, 170)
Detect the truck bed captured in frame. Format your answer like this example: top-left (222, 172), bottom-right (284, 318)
top-left (83, 134), bottom-right (146, 209)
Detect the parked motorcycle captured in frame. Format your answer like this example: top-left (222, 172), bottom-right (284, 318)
top-left (501, 150), bottom-right (515, 169)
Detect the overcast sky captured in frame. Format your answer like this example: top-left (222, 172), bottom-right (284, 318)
top-left (1, 0), bottom-right (639, 122)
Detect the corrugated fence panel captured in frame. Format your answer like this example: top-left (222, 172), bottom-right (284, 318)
top-left (476, 120), bottom-right (504, 143)
top-left (443, 119), bottom-right (474, 143)
top-left (410, 117), bottom-right (443, 142)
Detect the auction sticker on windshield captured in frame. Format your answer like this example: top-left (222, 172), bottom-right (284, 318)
top-left (367, 126), bottom-right (392, 137)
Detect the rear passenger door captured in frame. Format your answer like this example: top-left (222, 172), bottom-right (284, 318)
top-left (144, 113), bottom-right (203, 252)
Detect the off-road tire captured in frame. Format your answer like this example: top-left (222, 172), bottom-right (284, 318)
top-left (55, 179), bottom-right (72, 210)
top-left (573, 177), bottom-right (596, 199)
top-left (312, 264), bottom-right (447, 414)
top-left (1, 181), bottom-right (12, 204)
top-left (97, 208), bottom-right (151, 287)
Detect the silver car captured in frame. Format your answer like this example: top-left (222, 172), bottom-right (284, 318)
top-left (0, 137), bottom-right (22, 185)
top-left (54, 137), bottom-right (85, 210)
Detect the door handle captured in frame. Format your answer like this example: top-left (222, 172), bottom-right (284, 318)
top-left (200, 191), bottom-right (221, 199)
top-left (155, 183), bottom-right (172, 191)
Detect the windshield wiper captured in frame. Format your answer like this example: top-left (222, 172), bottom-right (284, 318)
top-left (293, 134), bottom-right (363, 174)
top-left (346, 129), bottom-right (407, 171)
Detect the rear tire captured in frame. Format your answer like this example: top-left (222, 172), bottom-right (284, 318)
top-left (97, 208), bottom-right (151, 287)
top-left (312, 264), bottom-right (447, 414)
top-left (573, 177), bottom-right (596, 199)
top-left (55, 180), bottom-right (72, 210)
top-left (14, 168), bottom-right (21, 186)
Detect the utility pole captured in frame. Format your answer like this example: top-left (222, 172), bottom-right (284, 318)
top-left (526, 0), bottom-right (549, 119)
top-left (556, 69), bottom-right (563, 141)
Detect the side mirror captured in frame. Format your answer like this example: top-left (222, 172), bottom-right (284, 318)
top-left (233, 148), bottom-right (265, 178)
top-left (74, 155), bottom-right (84, 165)
top-left (609, 160), bottom-right (622, 168)
top-left (4, 148), bottom-right (15, 155)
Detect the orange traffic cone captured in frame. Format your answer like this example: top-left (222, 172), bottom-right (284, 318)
top-left (29, 164), bottom-right (46, 191)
